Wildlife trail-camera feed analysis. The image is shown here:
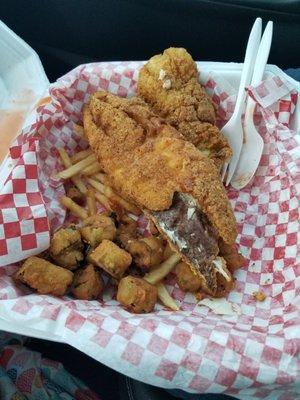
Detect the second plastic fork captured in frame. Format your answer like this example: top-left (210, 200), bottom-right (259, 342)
top-left (231, 21), bottom-right (273, 189)
top-left (221, 18), bottom-right (262, 186)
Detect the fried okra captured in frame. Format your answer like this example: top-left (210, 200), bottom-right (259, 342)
top-left (117, 220), bottom-right (138, 248)
top-left (126, 236), bottom-right (164, 270)
top-left (88, 239), bottom-right (132, 279)
top-left (117, 276), bottom-right (157, 313)
top-left (80, 215), bottom-right (116, 248)
top-left (14, 256), bottom-right (73, 296)
top-left (71, 264), bottom-right (104, 300)
top-left (49, 226), bottom-right (84, 270)
top-left (175, 262), bottom-right (205, 292)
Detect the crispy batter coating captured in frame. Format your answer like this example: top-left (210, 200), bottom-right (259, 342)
top-left (175, 261), bottom-right (205, 292)
top-left (126, 236), bottom-right (164, 270)
top-left (49, 226), bottom-right (84, 270)
top-left (117, 220), bottom-right (139, 248)
top-left (89, 239), bottom-right (132, 278)
top-left (218, 239), bottom-right (245, 273)
top-left (80, 214), bottom-right (116, 248)
top-left (71, 264), bottom-right (104, 300)
top-left (117, 275), bottom-right (157, 313)
top-left (138, 47), bottom-right (232, 166)
top-left (214, 273), bottom-right (235, 298)
top-left (253, 291), bottom-right (266, 302)
top-left (83, 91), bottom-right (237, 245)
top-left (14, 256), bottom-right (73, 296)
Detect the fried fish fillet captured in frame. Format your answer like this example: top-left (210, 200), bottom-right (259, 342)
top-left (138, 47), bottom-right (231, 167)
top-left (83, 91), bottom-right (237, 295)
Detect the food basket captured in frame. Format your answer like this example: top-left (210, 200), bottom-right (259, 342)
top-left (0, 21), bottom-right (299, 400)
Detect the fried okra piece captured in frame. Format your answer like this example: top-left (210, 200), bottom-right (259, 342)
top-left (126, 236), bottom-right (164, 270)
top-left (49, 226), bottom-right (84, 270)
top-left (14, 256), bottom-right (73, 296)
top-left (117, 276), bottom-right (157, 313)
top-left (80, 215), bottom-right (116, 248)
top-left (88, 239), bottom-right (132, 279)
top-left (117, 220), bottom-right (138, 248)
top-left (71, 264), bottom-right (104, 300)
top-left (175, 262), bottom-right (205, 292)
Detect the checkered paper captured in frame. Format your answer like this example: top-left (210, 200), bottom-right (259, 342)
top-left (0, 62), bottom-right (299, 399)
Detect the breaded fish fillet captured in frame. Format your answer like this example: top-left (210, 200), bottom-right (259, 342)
top-left (83, 92), bottom-right (237, 295)
top-left (138, 47), bottom-right (231, 167)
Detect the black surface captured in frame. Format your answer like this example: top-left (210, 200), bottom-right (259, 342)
top-left (119, 376), bottom-right (238, 400)
top-left (28, 339), bottom-right (237, 399)
top-left (1, 0), bottom-right (300, 81)
top-left (28, 338), bottom-right (119, 400)
top-left (28, 339), bottom-right (174, 399)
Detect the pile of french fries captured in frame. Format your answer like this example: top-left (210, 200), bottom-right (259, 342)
top-left (55, 124), bottom-right (182, 312)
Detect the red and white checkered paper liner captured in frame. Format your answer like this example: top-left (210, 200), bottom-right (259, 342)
top-left (0, 62), bottom-right (299, 399)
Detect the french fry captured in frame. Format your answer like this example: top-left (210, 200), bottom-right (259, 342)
top-left (93, 173), bottom-right (107, 183)
top-left (119, 214), bottom-right (136, 224)
top-left (60, 196), bottom-right (88, 220)
top-left (73, 123), bottom-right (85, 138)
top-left (156, 282), bottom-right (179, 311)
top-left (86, 178), bottom-right (106, 194)
top-left (144, 254), bottom-right (181, 285)
top-left (71, 176), bottom-right (87, 195)
top-left (112, 196), bottom-right (141, 216)
top-left (163, 242), bottom-right (175, 260)
top-left (94, 192), bottom-right (112, 211)
top-left (82, 162), bottom-right (102, 176)
top-left (58, 148), bottom-right (87, 194)
top-left (57, 154), bottom-right (96, 179)
top-left (93, 174), bottom-right (141, 215)
top-left (87, 188), bottom-right (97, 216)
top-left (87, 178), bottom-right (141, 215)
top-left (71, 149), bottom-right (93, 163)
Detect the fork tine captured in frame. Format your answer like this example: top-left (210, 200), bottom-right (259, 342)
top-left (221, 163), bottom-right (228, 182)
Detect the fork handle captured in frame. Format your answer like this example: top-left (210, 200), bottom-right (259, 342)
top-left (232, 18), bottom-right (262, 120)
top-left (250, 21), bottom-right (273, 86)
top-left (244, 21), bottom-right (273, 125)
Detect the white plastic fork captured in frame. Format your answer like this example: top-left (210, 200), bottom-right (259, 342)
top-left (231, 21), bottom-right (273, 189)
top-left (221, 18), bottom-right (262, 186)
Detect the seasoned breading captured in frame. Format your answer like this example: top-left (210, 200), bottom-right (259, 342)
top-left (138, 47), bottom-right (231, 167)
top-left (14, 256), bottom-right (73, 296)
top-left (175, 261), bottom-right (205, 293)
top-left (80, 214), bottom-right (116, 248)
top-left (71, 264), bottom-right (104, 300)
top-left (83, 91), bottom-right (236, 245)
top-left (117, 220), bottom-right (139, 248)
top-left (218, 239), bottom-right (245, 272)
top-left (126, 236), bottom-right (164, 270)
top-left (89, 239), bottom-right (132, 279)
top-left (49, 226), bottom-right (84, 270)
top-left (117, 276), bottom-right (157, 313)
